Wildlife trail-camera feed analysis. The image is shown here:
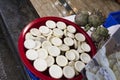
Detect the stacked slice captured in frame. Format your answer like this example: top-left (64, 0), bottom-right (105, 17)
top-left (24, 20), bottom-right (92, 79)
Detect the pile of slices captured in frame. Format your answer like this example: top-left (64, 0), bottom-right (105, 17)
top-left (24, 20), bottom-right (91, 79)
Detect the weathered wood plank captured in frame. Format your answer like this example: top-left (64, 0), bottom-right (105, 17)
top-left (30, 0), bottom-right (70, 17)
top-left (65, 0), bottom-right (120, 17)
top-left (30, 0), bottom-right (120, 17)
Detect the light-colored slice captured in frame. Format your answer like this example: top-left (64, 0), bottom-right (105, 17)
top-left (26, 49), bottom-right (38, 60)
top-left (46, 20), bottom-right (56, 29)
top-left (81, 42), bottom-right (91, 52)
top-left (30, 28), bottom-right (41, 36)
top-left (42, 29), bottom-right (53, 37)
top-left (48, 46), bottom-right (60, 57)
top-left (49, 65), bottom-right (63, 79)
top-left (63, 29), bottom-right (67, 36)
top-left (37, 48), bottom-right (48, 59)
top-left (56, 55), bottom-right (68, 67)
top-left (45, 56), bottom-right (55, 67)
top-left (25, 32), bottom-right (35, 40)
top-left (47, 34), bottom-right (52, 41)
top-left (59, 44), bottom-right (70, 51)
top-left (65, 50), bottom-right (76, 60)
top-left (51, 37), bottom-right (62, 46)
top-left (66, 32), bottom-right (74, 38)
top-left (24, 39), bottom-right (36, 49)
top-left (67, 25), bottom-right (76, 33)
top-left (34, 41), bottom-right (41, 49)
top-left (42, 41), bottom-right (52, 50)
top-left (64, 37), bottom-right (74, 46)
top-left (73, 39), bottom-right (78, 49)
top-left (68, 61), bottom-right (75, 67)
top-left (77, 44), bottom-right (84, 53)
top-left (63, 66), bottom-right (75, 79)
top-left (35, 36), bottom-right (46, 43)
top-left (39, 26), bottom-right (50, 34)
top-left (71, 49), bottom-right (79, 61)
top-left (80, 53), bottom-right (91, 63)
top-left (33, 36), bottom-right (41, 41)
top-left (56, 21), bottom-right (66, 30)
top-left (33, 58), bottom-right (47, 72)
top-left (74, 61), bottom-right (85, 72)
top-left (78, 41), bottom-right (82, 46)
top-left (75, 33), bottom-right (85, 42)
top-left (53, 28), bottom-right (63, 37)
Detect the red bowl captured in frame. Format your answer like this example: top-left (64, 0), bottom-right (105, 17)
top-left (18, 16), bottom-right (96, 80)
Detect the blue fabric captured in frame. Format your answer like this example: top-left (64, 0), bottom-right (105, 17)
top-left (25, 67), bottom-right (40, 80)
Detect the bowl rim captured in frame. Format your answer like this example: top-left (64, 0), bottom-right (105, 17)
top-left (18, 16), bottom-right (96, 80)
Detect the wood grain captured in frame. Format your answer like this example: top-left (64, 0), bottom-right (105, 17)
top-left (30, 0), bottom-right (120, 17)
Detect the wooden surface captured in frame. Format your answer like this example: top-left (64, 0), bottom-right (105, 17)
top-left (30, 0), bottom-right (120, 17)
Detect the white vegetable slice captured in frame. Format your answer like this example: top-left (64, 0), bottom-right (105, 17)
top-left (56, 21), bottom-right (66, 30)
top-left (53, 28), bottom-right (63, 37)
top-left (66, 32), bottom-right (74, 38)
top-left (24, 39), bottom-right (36, 49)
top-left (56, 55), bottom-right (68, 67)
top-left (47, 34), bottom-right (52, 41)
top-left (48, 46), bottom-right (60, 57)
top-left (35, 36), bottom-right (46, 43)
top-left (39, 26), bottom-right (50, 34)
top-left (78, 41), bottom-right (82, 46)
top-left (71, 49), bottom-right (79, 61)
top-left (45, 56), bottom-right (55, 67)
top-left (25, 32), bottom-right (35, 40)
top-left (64, 37), bottom-right (74, 46)
top-left (42, 29), bottom-right (53, 37)
top-left (81, 42), bottom-right (91, 52)
top-left (30, 28), bottom-right (41, 36)
top-left (73, 39), bottom-right (78, 49)
top-left (67, 25), bottom-right (76, 33)
top-left (59, 44), bottom-right (70, 51)
top-left (80, 53), bottom-right (91, 63)
top-left (33, 58), bottom-right (47, 72)
top-left (65, 50), bottom-right (76, 60)
top-left (74, 61), bottom-right (85, 72)
top-left (49, 65), bottom-right (63, 79)
top-left (33, 36), bottom-right (40, 41)
top-left (42, 41), bottom-right (52, 50)
top-left (63, 66), bottom-right (75, 79)
top-left (46, 20), bottom-right (56, 29)
top-left (26, 49), bottom-right (38, 60)
top-left (63, 29), bottom-right (67, 36)
top-left (34, 41), bottom-right (41, 49)
top-left (77, 44), bottom-right (84, 53)
top-left (75, 33), bottom-right (85, 42)
top-left (68, 61), bottom-right (75, 67)
top-left (51, 37), bottom-right (62, 46)
top-left (37, 48), bottom-right (48, 59)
